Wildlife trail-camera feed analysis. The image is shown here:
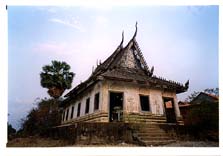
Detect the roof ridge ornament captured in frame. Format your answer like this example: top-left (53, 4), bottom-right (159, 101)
top-left (185, 79), bottom-right (189, 89)
top-left (133, 21), bottom-right (138, 39)
top-left (120, 31), bottom-right (124, 47)
top-left (149, 66), bottom-right (154, 77)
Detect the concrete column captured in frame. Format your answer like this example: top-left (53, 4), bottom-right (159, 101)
top-left (101, 81), bottom-right (108, 113)
top-left (173, 95), bottom-right (181, 118)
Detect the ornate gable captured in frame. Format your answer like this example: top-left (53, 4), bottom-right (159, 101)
top-left (105, 22), bottom-right (154, 77)
top-left (117, 47), bottom-right (141, 70)
top-left (64, 23), bottom-right (189, 99)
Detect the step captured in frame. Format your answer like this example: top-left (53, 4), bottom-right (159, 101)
top-left (135, 125), bottom-right (161, 129)
top-left (132, 123), bottom-right (177, 146)
top-left (177, 121), bottom-right (184, 125)
top-left (137, 134), bottom-right (169, 138)
top-left (137, 114), bottom-right (166, 118)
top-left (138, 128), bottom-right (165, 133)
top-left (138, 136), bottom-right (172, 140)
top-left (143, 139), bottom-right (176, 146)
top-left (90, 141), bottom-right (104, 145)
top-left (135, 117), bottom-right (166, 121)
top-left (138, 131), bottom-right (166, 134)
top-left (138, 119), bottom-right (166, 122)
top-left (138, 126), bottom-right (161, 129)
top-left (139, 124), bottom-right (160, 127)
top-left (137, 132), bottom-right (168, 136)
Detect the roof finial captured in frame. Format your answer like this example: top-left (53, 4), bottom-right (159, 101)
top-left (185, 79), bottom-right (189, 89)
top-left (120, 31), bottom-right (124, 47)
top-left (150, 66), bottom-right (154, 76)
top-left (92, 65), bottom-right (94, 73)
top-left (133, 21), bottom-right (138, 39)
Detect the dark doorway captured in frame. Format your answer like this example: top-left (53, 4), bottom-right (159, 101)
top-left (109, 92), bottom-right (123, 122)
top-left (140, 95), bottom-right (150, 111)
top-left (163, 97), bottom-right (176, 123)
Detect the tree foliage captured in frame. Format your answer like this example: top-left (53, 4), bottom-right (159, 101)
top-left (185, 91), bottom-right (200, 103)
top-left (203, 88), bottom-right (219, 96)
top-left (8, 123), bottom-right (16, 140)
top-left (184, 101), bottom-right (219, 140)
top-left (183, 87), bottom-right (219, 141)
top-left (185, 87), bottom-right (219, 102)
top-left (40, 60), bottom-right (74, 98)
top-left (21, 98), bottom-right (61, 136)
top-left (186, 101), bottom-right (218, 128)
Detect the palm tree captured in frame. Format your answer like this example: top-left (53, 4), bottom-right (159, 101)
top-left (40, 60), bottom-right (74, 99)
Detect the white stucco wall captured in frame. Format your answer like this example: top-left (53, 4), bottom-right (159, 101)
top-left (101, 80), bottom-right (180, 117)
top-left (149, 89), bottom-right (164, 115)
top-left (62, 82), bottom-right (102, 123)
top-left (62, 79), bottom-right (181, 123)
top-left (102, 80), bottom-right (179, 116)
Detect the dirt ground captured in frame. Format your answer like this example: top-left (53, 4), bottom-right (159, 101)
top-left (7, 137), bottom-right (218, 147)
top-left (162, 140), bottom-right (218, 147)
top-left (7, 137), bottom-right (70, 147)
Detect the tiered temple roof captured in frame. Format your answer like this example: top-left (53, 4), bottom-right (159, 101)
top-left (64, 23), bottom-right (189, 102)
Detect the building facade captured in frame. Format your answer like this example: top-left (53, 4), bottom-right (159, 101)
top-left (60, 24), bottom-right (189, 125)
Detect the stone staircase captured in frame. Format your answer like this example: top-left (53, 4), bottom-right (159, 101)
top-left (124, 112), bottom-right (167, 124)
top-left (55, 122), bottom-right (177, 146)
top-left (132, 124), bottom-right (176, 146)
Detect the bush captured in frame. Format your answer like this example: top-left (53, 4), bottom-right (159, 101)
top-left (184, 101), bottom-right (218, 140)
top-left (21, 98), bottom-right (62, 136)
top-left (8, 123), bottom-right (16, 140)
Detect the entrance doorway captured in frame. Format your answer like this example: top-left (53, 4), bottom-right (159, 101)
top-left (109, 92), bottom-right (123, 122)
top-left (163, 97), bottom-right (176, 123)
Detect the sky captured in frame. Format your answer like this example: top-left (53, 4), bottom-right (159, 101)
top-left (8, 6), bottom-right (218, 130)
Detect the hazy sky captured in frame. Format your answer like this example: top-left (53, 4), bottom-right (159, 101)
top-left (8, 6), bottom-right (218, 129)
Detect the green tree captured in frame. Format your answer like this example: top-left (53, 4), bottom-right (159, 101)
top-left (183, 88), bottom-right (219, 140)
top-left (40, 60), bottom-right (74, 99)
top-left (185, 87), bottom-right (219, 102)
top-left (185, 91), bottom-right (199, 102)
top-left (21, 98), bottom-right (61, 136)
top-left (185, 101), bottom-right (219, 140)
top-left (8, 123), bottom-right (16, 140)
top-left (204, 87), bottom-right (219, 96)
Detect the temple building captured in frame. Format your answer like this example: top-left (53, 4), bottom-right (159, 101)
top-left (60, 24), bottom-right (189, 125)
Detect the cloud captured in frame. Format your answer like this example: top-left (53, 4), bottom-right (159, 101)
top-left (186, 6), bottom-right (206, 15)
top-left (47, 7), bottom-right (57, 13)
top-left (8, 98), bottom-right (37, 130)
top-left (95, 15), bottom-right (109, 25)
top-left (82, 5), bottom-right (113, 11)
top-left (50, 18), bottom-right (86, 32)
top-left (14, 97), bottom-right (40, 105)
top-left (33, 42), bottom-right (66, 55)
top-left (35, 6), bottom-right (63, 14)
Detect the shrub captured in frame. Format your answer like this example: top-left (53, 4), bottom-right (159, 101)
top-left (21, 98), bottom-right (62, 136)
top-left (8, 123), bottom-right (16, 140)
top-left (184, 101), bottom-right (218, 140)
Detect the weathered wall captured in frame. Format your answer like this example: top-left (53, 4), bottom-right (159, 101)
top-left (149, 89), bottom-right (164, 115)
top-left (62, 79), bottom-right (181, 124)
top-left (51, 123), bottom-right (135, 145)
top-left (118, 48), bottom-right (141, 69)
top-left (62, 82), bottom-right (103, 124)
top-left (103, 80), bottom-right (178, 116)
